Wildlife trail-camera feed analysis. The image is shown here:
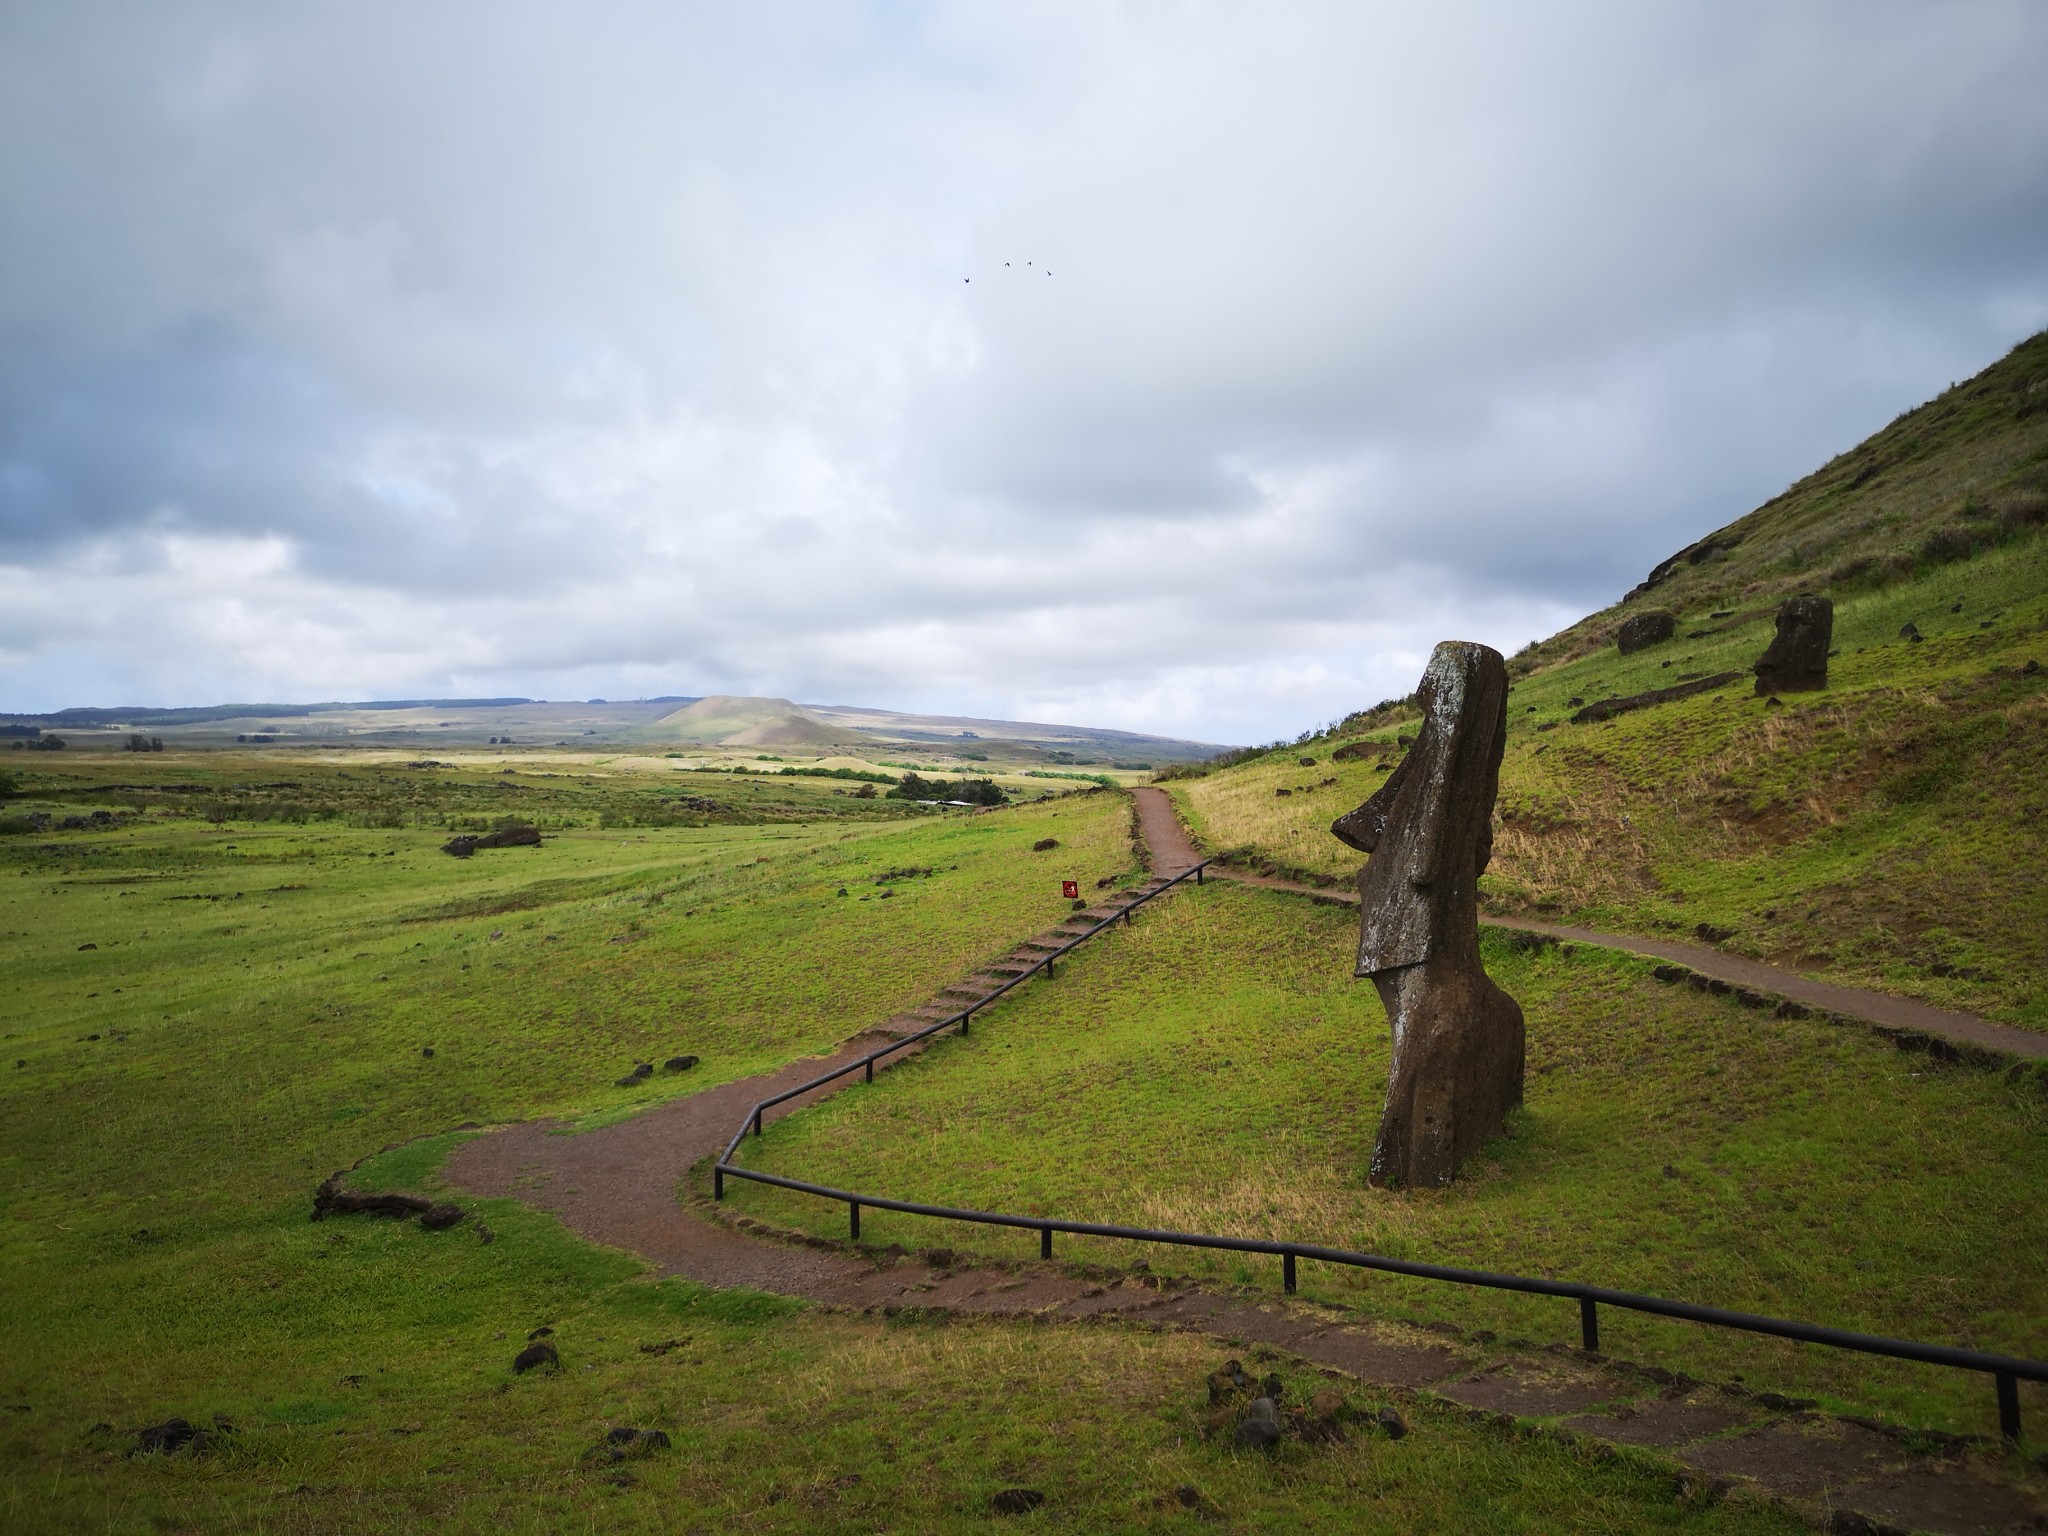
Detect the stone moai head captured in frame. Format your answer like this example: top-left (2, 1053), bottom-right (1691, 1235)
top-left (1330, 640), bottom-right (1509, 976)
top-left (1753, 594), bottom-right (1833, 696)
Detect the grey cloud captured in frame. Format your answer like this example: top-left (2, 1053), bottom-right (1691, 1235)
top-left (2, 3), bottom-right (2046, 739)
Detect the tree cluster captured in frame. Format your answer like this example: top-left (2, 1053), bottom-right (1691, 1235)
top-left (886, 772), bottom-right (1006, 806)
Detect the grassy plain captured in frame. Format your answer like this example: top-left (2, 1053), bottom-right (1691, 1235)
top-left (1169, 534), bottom-right (2048, 1027)
top-left (0, 758), bottom-right (1812, 1532)
top-left (730, 881), bottom-right (2048, 1440)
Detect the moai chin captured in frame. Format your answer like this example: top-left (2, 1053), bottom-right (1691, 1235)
top-left (1330, 641), bottom-right (1525, 1188)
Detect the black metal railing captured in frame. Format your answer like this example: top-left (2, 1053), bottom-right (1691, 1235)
top-left (715, 858), bottom-right (2045, 1444)
top-left (716, 858), bottom-right (1209, 1167)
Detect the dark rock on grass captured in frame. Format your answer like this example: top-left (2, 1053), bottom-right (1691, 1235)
top-left (420, 1046), bottom-right (435, 1058)
top-left (132, 1417), bottom-right (197, 1455)
top-left (588, 1427), bottom-right (672, 1463)
top-left (1900, 621), bottom-right (1922, 641)
top-left (663, 1054), bottom-right (699, 1072)
top-left (512, 1341), bottom-right (560, 1374)
top-left (1377, 1406), bottom-right (1408, 1439)
top-left (615, 1062), bottom-right (655, 1087)
top-left (442, 836), bottom-right (477, 858)
top-left (1616, 610), bottom-right (1675, 654)
top-left (1031, 837), bottom-right (1059, 851)
top-left (990, 1488), bottom-right (1045, 1515)
top-left (1233, 1415), bottom-right (1284, 1451)
top-left (311, 1178), bottom-right (433, 1221)
top-left (418, 1204), bottom-right (465, 1231)
top-left (527, 1325), bottom-right (554, 1340)
top-left (921, 1247), bottom-right (957, 1269)
top-left (1693, 923), bottom-right (1736, 943)
top-left (1571, 671), bottom-right (1743, 724)
top-left (1207, 1359), bottom-right (1255, 1403)
top-left (1752, 594), bottom-right (1832, 695)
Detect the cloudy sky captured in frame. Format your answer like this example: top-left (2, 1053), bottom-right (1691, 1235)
top-left (3, 3), bottom-right (2046, 744)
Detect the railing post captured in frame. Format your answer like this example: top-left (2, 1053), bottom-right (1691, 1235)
top-left (1579, 1297), bottom-right (1600, 1353)
top-left (961, 1011), bottom-right (970, 1036)
top-left (865, 1059), bottom-right (873, 1083)
top-left (752, 1108), bottom-right (763, 1137)
top-left (1283, 1252), bottom-right (1297, 1294)
top-left (1196, 865), bottom-right (1204, 885)
top-left (849, 1200), bottom-right (860, 1242)
top-left (714, 1165), bottom-right (724, 1201)
top-left (1041, 1226), bottom-right (1052, 1260)
top-left (1997, 1370), bottom-right (2021, 1444)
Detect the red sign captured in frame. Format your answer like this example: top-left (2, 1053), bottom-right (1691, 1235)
top-left (1061, 880), bottom-right (1080, 899)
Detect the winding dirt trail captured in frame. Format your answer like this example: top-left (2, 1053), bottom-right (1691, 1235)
top-left (438, 788), bottom-right (2043, 1532)
top-left (1133, 786), bottom-right (2048, 1062)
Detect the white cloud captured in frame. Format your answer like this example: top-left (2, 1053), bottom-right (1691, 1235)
top-left (2, 2), bottom-right (2045, 741)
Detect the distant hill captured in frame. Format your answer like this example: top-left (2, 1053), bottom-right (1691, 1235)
top-left (1, 689), bottom-right (1230, 763)
top-left (633, 696), bottom-right (863, 751)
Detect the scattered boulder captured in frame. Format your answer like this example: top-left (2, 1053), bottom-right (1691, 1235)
top-left (615, 1062), bottom-right (655, 1087)
top-left (512, 1341), bottom-right (560, 1374)
top-left (311, 1177), bottom-right (433, 1221)
top-left (1031, 837), bottom-right (1059, 851)
top-left (131, 1417), bottom-right (198, 1456)
top-left (419, 1204), bottom-right (465, 1231)
top-left (1753, 594), bottom-right (1833, 695)
top-left (442, 825), bottom-right (543, 858)
top-left (1693, 923), bottom-right (1736, 943)
top-left (1207, 1359), bottom-right (1256, 1403)
top-left (420, 1046), bottom-right (435, 1058)
top-left (77, 941), bottom-right (97, 951)
top-left (1332, 739), bottom-right (1392, 763)
top-left (588, 1426), bottom-right (671, 1463)
top-left (990, 1488), bottom-right (1045, 1515)
top-left (663, 1055), bottom-right (699, 1073)
top-left (442, 836), bottom-right (478, 858)
top-left (1900, 621), bottom-right (1922, 642)
top-left (1616, 610), bottom-right (1675, 654)
top-left (1376, 1406), bottom-right (1408, 1439)
top-left (1572, 671), bottom-right (1742, 724)
top-left (1233, 1398), bottom-right (1284, 1451)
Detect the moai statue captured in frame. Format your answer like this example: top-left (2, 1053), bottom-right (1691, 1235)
top-left (1752, 594), bottom-right (1832, 696)
top-left (1330, 642), bottom-right (1525, 1188)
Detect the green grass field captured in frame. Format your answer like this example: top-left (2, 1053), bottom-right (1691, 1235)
top-left (729, 880), bottom-right (2048, 1439)
top-left (0, 762), bottom-right (1822, 1532)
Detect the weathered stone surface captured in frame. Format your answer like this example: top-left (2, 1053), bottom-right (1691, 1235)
top-left (511, 1341), bottom-right (559, 1373)
top-left (1616, 610), bottom-right (1675, 654)
top-left (1571, 672), bottom-right (1742, 723)
top-left (311, 1177), bottom-right (433, 1221)
top-left (1330, 641), bottom-right (1525, 1188)
top-left (1752, 594), bottom-right (1832, 695)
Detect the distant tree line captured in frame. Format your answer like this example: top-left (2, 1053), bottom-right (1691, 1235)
top-left (125, 734), bottom-right (164, 752)
top-left (887, 772), bottom-right (1007, 806)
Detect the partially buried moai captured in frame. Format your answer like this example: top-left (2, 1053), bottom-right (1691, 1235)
top-left (1330, 641), bottom-right (1525, 1188)
top-left (1752, 594), bottom-right (1832, 696)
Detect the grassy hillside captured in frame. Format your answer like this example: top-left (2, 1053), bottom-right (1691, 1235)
top-left (0, 765), bottom-right (1812, 1533)
top-left (1169, 334), bottom-right (2048, 1029)
top-left (730, 882), bottom-right (2048, 1438)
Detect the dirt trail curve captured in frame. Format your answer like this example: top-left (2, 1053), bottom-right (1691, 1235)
top-left (1131, 786), bottom-right (2048, 1063)
top-left (441, 787), bottom-right (2043, 1534)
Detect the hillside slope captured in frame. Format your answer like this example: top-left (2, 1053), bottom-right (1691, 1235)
top-left (1166, 332), bottom-right (2048, 1029)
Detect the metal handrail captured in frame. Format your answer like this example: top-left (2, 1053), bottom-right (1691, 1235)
top-left (715, 857), bottom-right (2044, 1444)
top-left (715, 858), bottom-right (1210, 1167)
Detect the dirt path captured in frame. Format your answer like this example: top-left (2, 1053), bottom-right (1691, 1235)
top-left (1133, 786), bottom-right (2048, 1062)
top-left (437, 788), bottom-right (2043, 1532)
